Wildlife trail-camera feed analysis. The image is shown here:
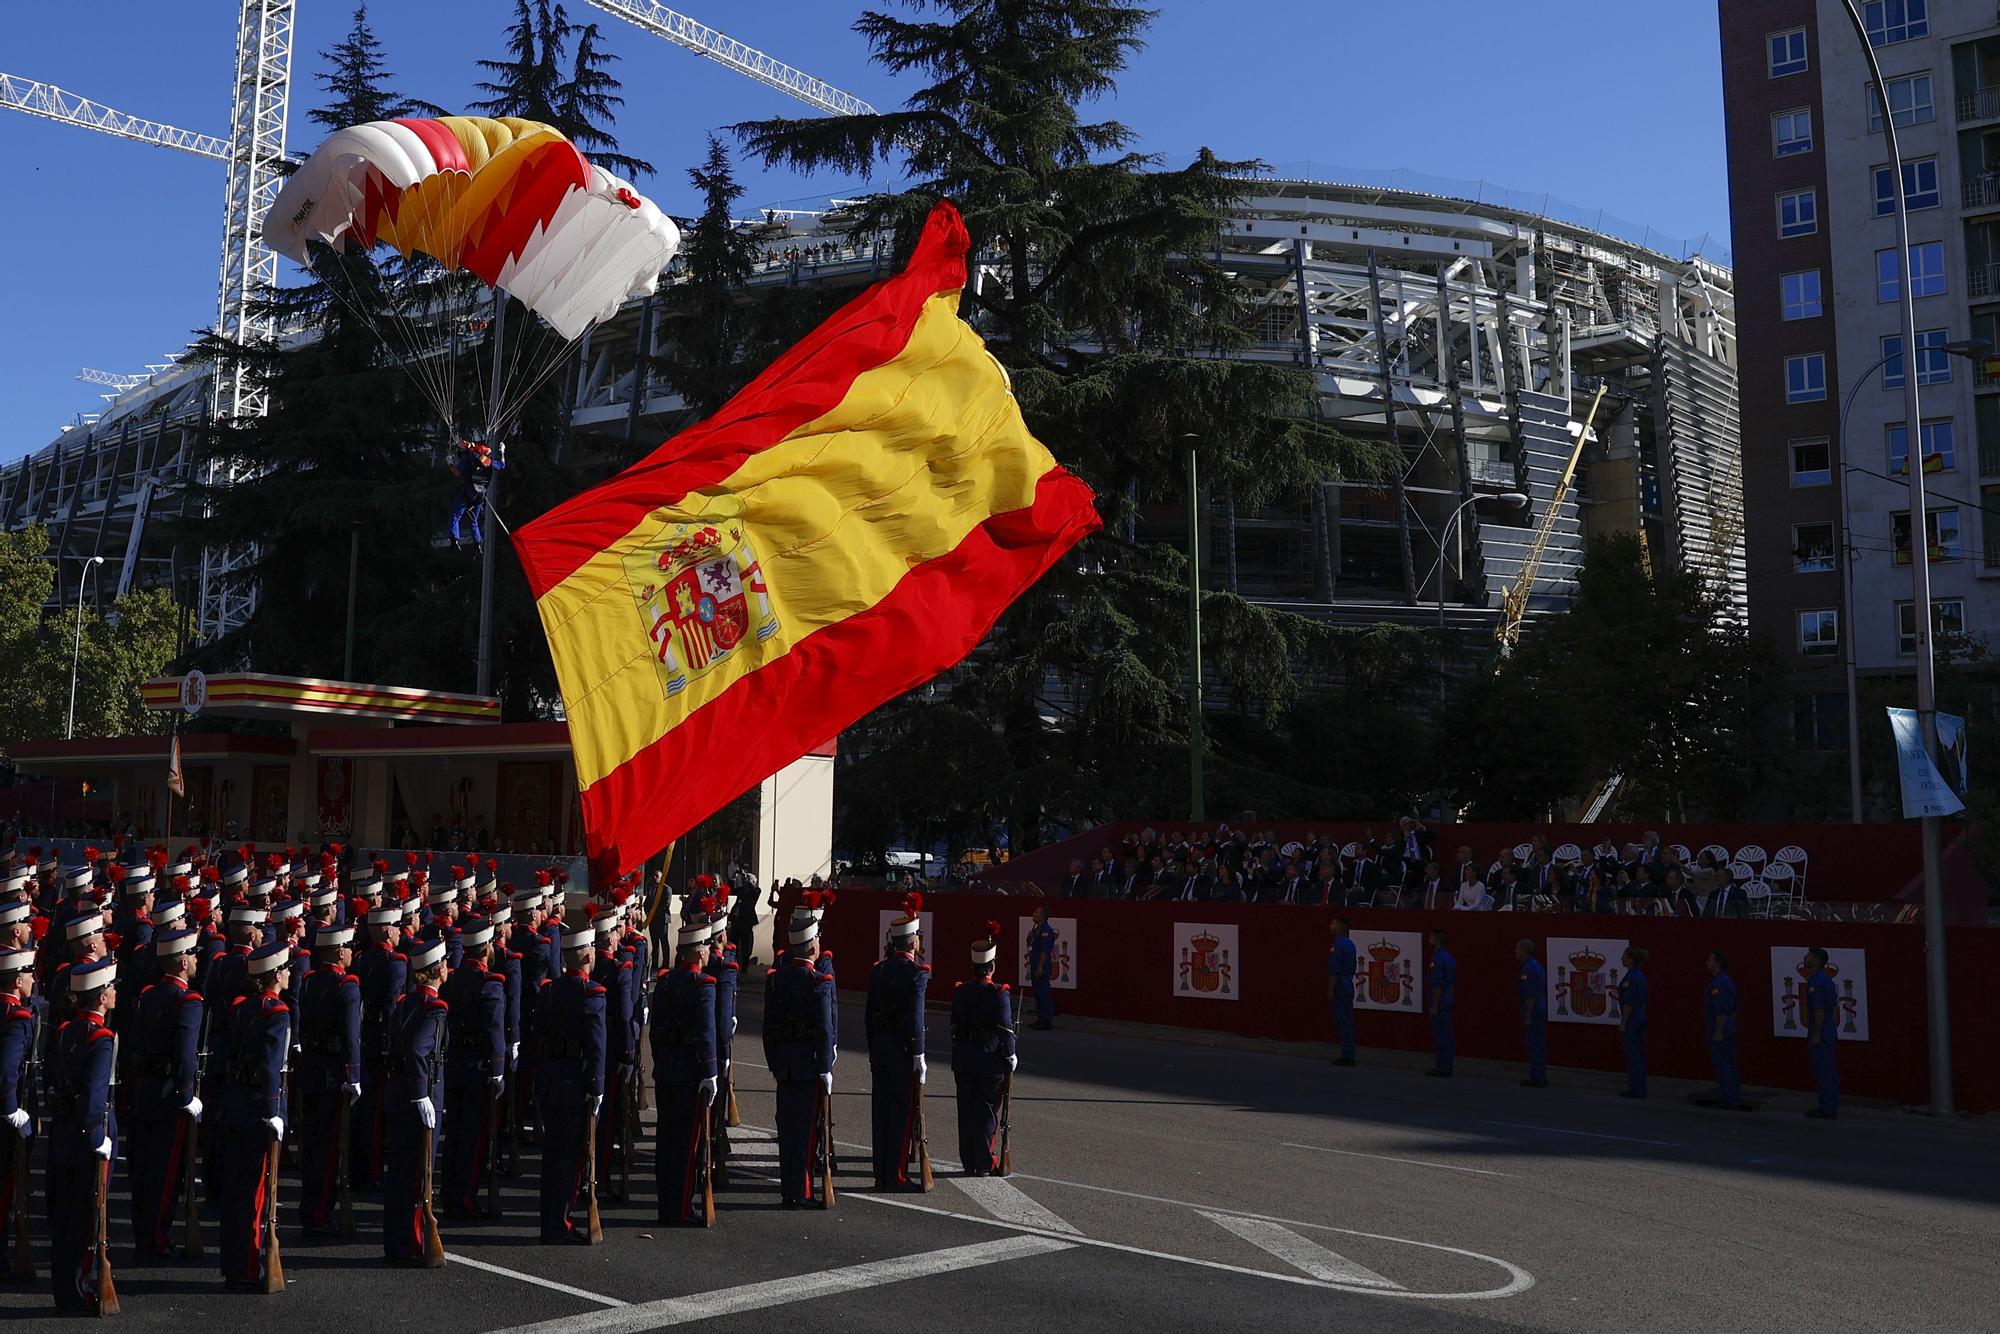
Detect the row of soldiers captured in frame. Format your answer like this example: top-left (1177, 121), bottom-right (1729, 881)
top-left (0, 849), bottom-right (1023, 1314)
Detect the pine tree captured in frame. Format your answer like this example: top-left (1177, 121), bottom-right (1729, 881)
top-left (651, 136), bottom-right (758, 418)
top-left (472, 0), bottom-right (570, 124)
top-left (311, 5), bottom-right (440, 131)
top-left (736, 0), bottom-right (1398, 843)
top-left (555, 22), bottom-right (654, 179)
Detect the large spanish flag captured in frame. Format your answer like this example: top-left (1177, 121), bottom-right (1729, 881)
top-left (512, 201), bottom-right (1100, 881)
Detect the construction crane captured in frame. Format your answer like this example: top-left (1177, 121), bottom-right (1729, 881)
top-left (76, 368), bottom-right (151, 391)
top-left (583, 0), bottom-right (876, 115)
top-left (1494, 384), bottom-right (1608, 656)
top-left (0, 74), bottom-right (229, 159)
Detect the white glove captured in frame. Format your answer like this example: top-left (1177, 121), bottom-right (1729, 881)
top-left (1006, 1054), bottom-right (1018, 1073)
top-left (509, 1042), bottom-right (520, 1064)
top-left (588, 1094), bottom-right (602, 1118)
top-left (95, 1136), bottom-right (113, 1160)
top-left (721, 1059), bottom-right (730, 1079)
top-left (4, 1107), bottom-right (26, 1133)
top-left (698, 1076), bottom-right (717, 1105)
top-left (820, 1072), bottom-right (833, 1095)
top-left (914, 1054), bottom-right (927, 1086)
top-left (830, 1047), bottom-right (838, 1067)
top-left (265, 1116), bottom-right (285, 1140)
top-left (730, 1016), bottom-right (738, 1037)
top-left (343, 1082), bottom-right (362, 1104)
top-left (488, 1075), bottom-right (505, 1097)
top-left (415, 1096), bottom-right (436, 1130)
top-left (184, 1095), bottom-right (204, 1124)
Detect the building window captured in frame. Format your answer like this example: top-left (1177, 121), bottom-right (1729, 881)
top-left (1868, 72), bottom-right (1935, 130)
top-left (1773, 108), bottom-right (1814, 157)
top-left (1787, 353), bottom-right (1828, 403)
top-left (1876, 242), bottom-right (1946, 301)
top-left (1793, 522), bottom-right (1837, 573)
top-left (1778, 189), bottom-right (1818, 238)
top-left (1865, 0), bottom-right (1927, 46)
top-left (1769, 28), bottom-right (1809, 76)
top-left (1794, 692), bottom-right (1849, 751)
top-left (1887, 418), bottom-right (1955, 474)
top-left (1882, 329), bottom-right (1952, 389)
top-left (1874, 158), bottom-right (1940, 214)
top-left (1799, 609), bottom-right (1839, 656)
top-left (1791, 437), bottom-right (1831, 487)
top-left (1896, 599), bottom-right (1966, 655)
top-left (1782, 270), bottom-right (1823, 320)
top-left (1891, 508), bottom-right (1963, 563)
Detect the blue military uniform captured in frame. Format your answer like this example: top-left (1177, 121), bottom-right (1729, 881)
top-left (0, 960), bottom-right (40, 1281)
top-left (865, 940), bottom-right (929, 1190)
top-left (949, 972), bottom-right (1015, 1175)
top-left (128, 953), bottom-right (202, 1256)
top-left (702, 923), bottom-right (740, 1178)
top-left (1806, 966), bottom-right (1840, 1117)
top-left (648, 953), bottom-right (717, 1225)
top-left (1026, 919), bottom-right (1057, 1028)
top-left (47, 963), bottom-right (116, 1313)
top-left (508, 914), bottom-right (553, 1142)
top-left (1706, 970), bottom-right (1741, 1108)
top-left (381, 971), bottom-right (447, 1263)
top-left (762, 953), bottom-right (835, 1207)
top-left (1327, 933), bottom-right (1357, 1063)
top-left (218, 955), bottom-right (289, 1288)
top-left (200, 939), bottom-right (253, 1205)
top-left (1619, 964), bottom-right (1649, 1097)
top-left (352, 935), bottom-right (408, 1189)
top-left (297, 941), bottom-right (362, 1232)
top-left (441, 954), bottom-right (506, 1217)
top-left (533, 958), bottom-right (606, 1242)
top-left (591, 941), bottom-right (637, 1199)
top-left (1427, 944), bottom-right (1456, 1075)
top-left (1520, 955), bottom-right (1547, 1085)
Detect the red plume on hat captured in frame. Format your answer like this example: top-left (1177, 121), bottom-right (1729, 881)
top-left (329, 843), bottom-right (344, 858)
top-left (533, 869), bottom-right (552, 888)
top-left (83, 846), bottom-right (102, 865)
top-left (800, 889), bottom-right (822, 911)
top-left (200, 865), bottom-right (219, 885)
top-left (693, 873), bottom-right (714, 892)
top-left (405, 851), bottom-right (419, 869)
top-left (112, 834), bottom-right (126, 850)
top-left (552, 869), bottom-right (569, 886)
top-left (149, 847), bottom-right (168, 872)
top-left (903, 892), bottom-right (923, 917)
top-left (985, 919), bottom-right (1001, 940)
top-left (239, 844), bottom-right (253, 863)
top-left (484, 858), bottom-right (497, 873)
top-left (373, 858), bottom-right (389, 876)
top-left (609, 886), bottom-right (631, 907)
top-left (172, 875), bottom-right (191, 895)
top-left (451, 865), bottom-right (468, 882)
top-left (266, 852), bottom-right (283, 872)
top-left (30, 916), bottom-right (48, 943)
top-left (190, 896), bottom-right (212, 924)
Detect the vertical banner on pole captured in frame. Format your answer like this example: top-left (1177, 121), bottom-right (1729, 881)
top-left (1887, 708), bottom-right (1966, 818)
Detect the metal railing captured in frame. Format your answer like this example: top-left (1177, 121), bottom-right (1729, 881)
top-left (1957, 86), bottom-right (2000, 123)
top-left (1963, 175), bottom-right (2000, 210)
top-left (1971, 261), bottom-right (2000, 297)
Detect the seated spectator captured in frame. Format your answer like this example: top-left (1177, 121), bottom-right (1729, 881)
top-left (1211, 865), bottom-right (1247, 903)
top-left (1687, 852), bottom-right (1721, 914)
top-left (1417, 861), bottom-right (1447, 909)
top-left (1453, 865), bottom-right (1492, 911)
top-left (1059, 858), bottom-right (1089, 898)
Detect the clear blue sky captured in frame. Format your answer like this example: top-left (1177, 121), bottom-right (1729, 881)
top-left (0, 0), bottom-right (1726, 462)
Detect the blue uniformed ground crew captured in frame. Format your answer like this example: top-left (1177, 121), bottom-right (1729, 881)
top-left (1025, 906), bottom-right (1056, 1031)
top-left (1516, 939), bottom-right (1547, 1088)
top-left (650, 919), bottom-right (718, 1226)
top-left (442, 917), bottom-right (506, 1219)
top-left (1803, 946), bottom-right (1840, 1119)
top-left (762, 904), bottom-right (835, 1208)
top-left (1618, 946), bottom-right (1650, 1099)
top-left (353, 904), bottom-right (408, 1190)
top-left (383, 936), bottom-right (448, 1266)
top-left (701, 899), bottom-right (740, 1183)
top-left (1703, 950), bottom-right (1742, 1110)
top-left (867, 898), bottom-right (929, 1191)
top-left (1425, 928), bottom-right (1455, 1077)
top-left (1327, 916), bottom-right (1357, 1066)
top-left (129, 927), bottom-right (203, 1258)
top-left (534, 923), bottom-right (605, 1244)
top-left (219, 940), bottom-right (290, 1290)
top-left (298, 924), bottom-right (362, 1233)
top-left (0, 946), bottom-right (38, 1282)
top-left (950, 923), bottom-right (1015, 1176)
top-left (48, 955), bottom-right (117, 1314)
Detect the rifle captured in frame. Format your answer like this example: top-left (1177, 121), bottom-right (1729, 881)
top-left (183, 1002), bottom-right (207, 1258)
top-left (94, 1156), bottom-right (118, 1316)
top-left (815, 1082), bottom-right (836, 1210)
top-left (504, 1081), bottom-right (520, 1176)
top-left (998, 1072), bottom-right (1013, 1178)
top-left (724, 1064), bottom-right (740, 1128)
top-left (14, 1007), bottom-right (40, 1282)
top-left (914, 1073), bottom-right (934, 1192)
top-left (418, 1125), bottom-right (445, 1267)
top-left (699, 1107), bottom-right (715, 1229)
top-left (333, 1093), bottom-right (354, 1238)
top-left (261, 1128), bottom-right (284, 1292)
top-left (581, 1109), bottom-right (603, 1243)
top-left (483, 1082), bottom-right (500, 1218)
top-left (619, 1062), bottom-right (634, 1202)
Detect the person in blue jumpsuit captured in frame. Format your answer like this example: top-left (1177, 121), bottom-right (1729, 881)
top-left (0, 947), bottom-right (40, 1283)
top-left (1516, 939), bottom-right (1547, 1087)
top-left (48, 955), bottom-right (118, 1313)
top-left (129, 927), bottom-right (203, 1258)
top-left (297, 923), bottom-right (362, 1234)
top-left (448, 439), bottom-right (504, 547)
top-left (534, 924), bottom-right (605, 1243)
top-left (1025, 907), bottom-right (1056, 1031)
top-left (352, 904), bottom-right (408, 1190)
top-left (218, 940), bottom-right (290, 1290)
top-left (762, 912), bottom-right (836, 1208)
top-left (650, 919), bottom-right (718, 1225)
top-left (1326, 916), bottom-right (1357, 1066)
top-left (590, 911), bottom-right (636, 1202)
top-left (1617, 946), bottom-right (1650, 1099)
top-left (1425, 928), bottom-right (1455, 1077)
top-left (702, 903), bottom-right (740, 1184)
top-left (1702, 950), bottom-right (1743, 1110)
top-left (382, 936), bottom-right (448, 1266)
top-left (866, 902), bottom-right (930, 1191)
top-left (950, 925), bottom-right (1016, 1176)
top-left (1803, 947), bottom-right (1840, 1119)
top-left (441, 918), bottom-right (506, 1219)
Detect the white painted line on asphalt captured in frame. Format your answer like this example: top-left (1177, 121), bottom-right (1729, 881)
top-left (951, 1174), bottom-right (1082, 1234)
top-left (445, 1252), bottom-right (630, 1307)
top-left (1281, 1143), bottom-right (1517, 1178)
top-left (1198, 1211), bottom-right (1402, 1290)
top-left (1478, 1119), bottom-right (1684, 1149)
top-left (486, 1236), bottom-right (1075, 1334)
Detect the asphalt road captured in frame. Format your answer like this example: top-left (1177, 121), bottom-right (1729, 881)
top-left (0, 988), bottom-right (1993, 1331)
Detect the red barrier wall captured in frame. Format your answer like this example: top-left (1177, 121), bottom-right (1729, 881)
top-left (787, 888), bottom-right (2000, 1112)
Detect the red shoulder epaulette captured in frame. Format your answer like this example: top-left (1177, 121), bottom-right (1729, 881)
top-left (919, 964), bottom-right (932, 973)
top-left (425, 996), bottom-right (447, 1010)
top-left (90, 1025), bottom-right (112, 1042)
top-left (139, 983), bottom-right (156, 997)
top-left (340, 973), bottom-right (359, 986)
top-left (822, 949), bottom-right (835, 959)
top-left (231, 994), bottom-right (249, 1009)
top-left (391, 952), bottom-right (407, 963)
top-left (698, 974), bottom-right (716, 986)
top-left (183, 990), bottom-right (204, 1004)
top-left (764, 967), bottom-right (778, 977)
top-left (999, 983), bottom-right (1011, 992)
top-left (265, 1000), bottom-right (290, 1014)
top-left (724, 960), bottom-right (740, 973)
top-left (952, 981), bottom-right (963, 990)
top-left (6, 1006), bottom-right (28, 1022)
top-left (587, 983), bottom-right (606, 996)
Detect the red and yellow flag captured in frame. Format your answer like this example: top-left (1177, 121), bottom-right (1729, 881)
top-left (511, 201), bottom-right (1100, 881)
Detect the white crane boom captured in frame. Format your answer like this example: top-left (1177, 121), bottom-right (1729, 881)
top-left (76, 368), bottom-right (148, 390)
top-left (0, 73), bottom-right (228, 159)
top-left (583, 0), bottom-right (875, 116)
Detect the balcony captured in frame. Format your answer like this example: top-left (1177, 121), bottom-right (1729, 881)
top-left (1973, 262), bottom-right (2000, 298)
top-left (1965, 174), bottom-right (2000, 211)
top-left (1959, 86), bottom-right (2000, 124)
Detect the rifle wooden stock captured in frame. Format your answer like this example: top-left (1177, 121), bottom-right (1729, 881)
top-left (724, 1068), bottom-right (740, 1129)
top-left (10, 1127), bottom-right (33, 1281)
top-left (334, 1096), bottom-right (354, 1238)
top-left (582, 1111), bottom-right (603, 1244)
top-left (998, 1072), bottom-right (1013, 1178)
top-left (816, 1085), bottom-right (835, 1210)
top-left (700, 1111), bottom-right (715, 1229)
top-left (261, 1132), bottom-right (284, 1293)
top-left (94, 1156), bottom-right (118, 1316)
top-left (914, 1076), bottom-right (934, 1192)
top-left (418, 1125), bottom-right (445, 1268)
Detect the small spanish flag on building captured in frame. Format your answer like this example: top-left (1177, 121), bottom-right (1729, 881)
top-left (512, 200), bottom-right (1100, 881)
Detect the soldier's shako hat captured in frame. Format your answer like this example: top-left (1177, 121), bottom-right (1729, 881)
top-left (427, 882), bottom-right (457, 908)
top-left (406, 937), bottom-right (446, 971)
top-left (889, 891), bottom-right (923, 940)
top-left (0, 900), bottom-right (29, 927)
top-left (229, 906), bottom-right (268, 926)
top-left (368, 904), bottom-right (403, 925)
top-left (273, 899), bottom-right (305, 921)
top-left (299, 871), bottom-right (322, 888)
top-left (593, 908), bottom-right (621, 938)
top-left (451, 866), bottom-right (475, 892)
top-left (61, 864), bottom-right (93, 891)
top-left (312, 924), bottom-right (355, 949)
top-left (786, 915), bottom-right (819, 947)
top-left (970, 920), bottom-right (1001, 966)
top-left (220, 864), bottom-right (249, 887)
top-left (309, 886), bottom-right (341, 909)
top-left (676, 918), bottom-right (711, 949)
top-left (166, 860), bottom-right (194, 878)
top-left (247, 877), bottom-right (276, 900)
top-left (122, 874), bottom-right (156, 897)
top-left (0, 947), bottom-right (34, 973)
top-left (561, 923), bottom-right (594, 951)
top-left (488, 904), bottom-right (513, 927)
top-left (459, 918), bottom-right (495, 949)
top-left (246, 940), bottom-right (290, 974)
top-left (0, 866), bottom-right (27, 891)
top-left (474, 861), bottom-right (497, 892)
top-left (153, 899), bottom-right (187, 927)
top-left (155, 927), bottom-right (200, 958)
top-left (509, 887), bottom-right (541, 911)
top-left (70, 955), bottom-right (116, 992)
top-left (65, 912), bottom-right (105, 941)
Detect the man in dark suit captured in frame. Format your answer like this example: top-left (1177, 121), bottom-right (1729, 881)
top-left (1396, 819), bottom-right (1434, 890)
top-left (1174, 860), bottom-right (1213, 903)
top-left (1058, 861), bottom-right (1088, 900)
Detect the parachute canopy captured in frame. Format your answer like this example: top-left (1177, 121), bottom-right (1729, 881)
top-left (264, 116), bottom-right (679, 339)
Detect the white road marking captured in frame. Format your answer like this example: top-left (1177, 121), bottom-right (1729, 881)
top-left (952, 1174), bottom-right (1082, 1234)
top-left (1478, 1119), bottom-right (1685, 1149)
top-left (1198, 1211), bottom-right (1402, 1289)
top-left (485, 1236), bottom-right (1074, 1334)
top-left (445, 1252), bottom-right (629, 1307)
top-left (1281, 1143), bottom-right (1517, 1178)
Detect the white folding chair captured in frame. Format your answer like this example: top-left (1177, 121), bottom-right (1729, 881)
top-left (1742, 878), bottom-right (1772, 918)
top-left (1700, 843), bottom-right (1730, 868)
top-left (1513, 842), bottom-right (1533, 861)
top-left (1554, 842), bottom-right (1582, 866)
top-left (1668, 843), bottom-right (1692, 868)
top-left (1734, 843), bottom-right (1768, 876)
top-left (1775, 844), bottom-right (1809, 894)
top-left (1762, 861), bottom-right (1800, 917)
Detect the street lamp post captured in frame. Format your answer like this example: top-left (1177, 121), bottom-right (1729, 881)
top-left (1839, 0), bottom-right (1952, 1115)
top-left (1181, 433), bottom-right (1205, 822)
top-left (1433, 492), bottom-right (1528, 629)
top-left (67, 555), bottom-right (105, 739)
